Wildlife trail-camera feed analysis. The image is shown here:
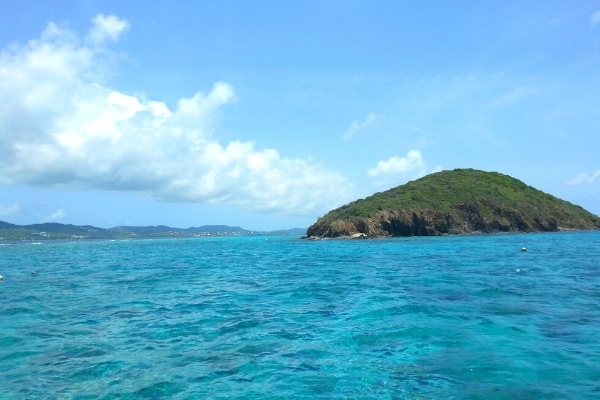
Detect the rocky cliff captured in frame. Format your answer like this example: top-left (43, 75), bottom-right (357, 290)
top-left (307, 169), bottom-right (600, 238)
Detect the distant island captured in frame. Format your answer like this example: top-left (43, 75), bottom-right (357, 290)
top-left (307, 168), bottom-right (600, 239)
top-left (0, 221), bottom-right (306, 241)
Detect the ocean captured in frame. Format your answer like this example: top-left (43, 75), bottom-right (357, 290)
top-left (1, 231), bottom-right (599, 399)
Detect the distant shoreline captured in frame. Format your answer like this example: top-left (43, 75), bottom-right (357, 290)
top-left (0, 220), bottom-right (307, 241)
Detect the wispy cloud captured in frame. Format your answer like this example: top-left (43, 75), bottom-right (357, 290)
top-left (0, 15), bottom-right (351, 216)
top-left (343, 112), bottom-right (378, 140)
top-left (0, 203), bottom-right (19, 216)
top-left (47, 209), bottom-right (66, 221)
top-left (367, 150), bottom-right (441, 188)
top-left (591, 10), bottom-right (600, 26)
top-left (489, 86), bottom-right (539, 108)
top-left (565, 170), bottom-right (600, 186)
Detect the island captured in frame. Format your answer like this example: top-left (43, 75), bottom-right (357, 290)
top-left (307, 168), bottom-right (600, 238)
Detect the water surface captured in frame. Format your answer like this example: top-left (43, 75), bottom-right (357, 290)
top-left (1, 232), bottom-right (599, 399)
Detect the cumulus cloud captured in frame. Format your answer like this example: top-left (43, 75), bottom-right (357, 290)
top-left (0, 203), bottom-right (19, 216)
top-left (592, 11), bottom-right (600, 26)
top-left (343, 112), bottom-right (378, 140)
top-left (367, 150), bottom-right (441, 187)
top-left (47, 209), bottom-right (66, 221)
top-left (0, 15), bottom-right (350, 216)
top-left (368, 150), bottom-right (425, 178)
top-left (87, 14), bottom-right (129, 45)
top-left (565, 171), bottom-right (600, 186)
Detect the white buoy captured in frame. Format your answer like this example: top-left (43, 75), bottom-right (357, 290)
top-left (0, 275), bottom-right (3, 280)
top-left (521, 247), bottom-right (527, 252)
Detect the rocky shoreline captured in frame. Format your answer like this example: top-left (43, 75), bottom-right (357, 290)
top-left (304, 226), bottom-right (597, 240)
top-left (307, 206), bottom-right (600, 239)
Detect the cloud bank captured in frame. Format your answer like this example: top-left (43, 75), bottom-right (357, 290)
top-left (367, 150), bottom-right (441, 187)
top-left (0, 15), bottom-right (350, 215)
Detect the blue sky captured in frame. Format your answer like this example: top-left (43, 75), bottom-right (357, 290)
top-left (1, 1), bottom-right (599, 230)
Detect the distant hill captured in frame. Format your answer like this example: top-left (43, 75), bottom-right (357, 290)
top-left (0, 222), bottom-right (303, 241)
top-left (0, 221), bottom-right (17, 229)
top-left (0, 222), bottom-right (114, 240)
top-left (109, 225), bottom-right (248, 236)
top-left (266, 228), bottom-right (307, 235)
top-left (307, 169), bottom-right (600, 238)
top-left (187, 225), bottom-right (247, 234)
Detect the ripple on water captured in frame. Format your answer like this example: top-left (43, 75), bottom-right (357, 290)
top-left (0, 233), bottom-right (599, 398)
top-left (70, 360), bottom-right (126, 381)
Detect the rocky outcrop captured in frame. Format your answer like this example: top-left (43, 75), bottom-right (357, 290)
top-left (307, 202), bottom-right (599, 238)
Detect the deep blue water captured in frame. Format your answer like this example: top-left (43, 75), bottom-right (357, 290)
top-left (1, 231), bottom-right (600, 399)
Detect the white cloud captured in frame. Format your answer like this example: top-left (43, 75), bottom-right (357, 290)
top-left (367, 150), bottom-right (425, 178)
top-left (0, 15), bottom-right (350, 216)
top-left (48, 209), bottom-right (66, 221)
top-left (367, 150), bottom-right (441, 187)
top-left (0, 203), bottom-right (19, 216)
top-left (87, 14), bottom-right (129, 45)
top-left (343, 112), bottom-right (378, 140)
top-left (591, 11), bottom-right (600, 26)
top-left (565, 170), bottom-right (600, 186)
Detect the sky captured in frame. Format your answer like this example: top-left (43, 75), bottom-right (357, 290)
top-left (1, 0), bottom-right (599, 230)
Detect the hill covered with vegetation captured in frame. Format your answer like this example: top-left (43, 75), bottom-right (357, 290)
top-left (307, 169), bottom-right (600, 238)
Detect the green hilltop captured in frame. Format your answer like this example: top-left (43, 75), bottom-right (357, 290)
top-left (307, 169), bottom-right (600, 238)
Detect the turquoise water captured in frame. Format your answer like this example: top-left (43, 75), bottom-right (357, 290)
top-left (1, 232), bottom-right (600, 399)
